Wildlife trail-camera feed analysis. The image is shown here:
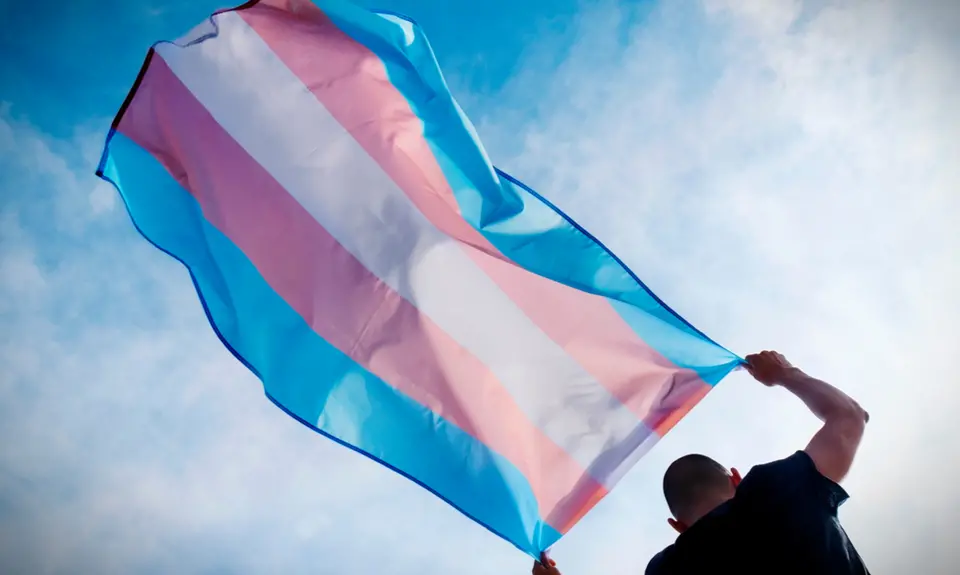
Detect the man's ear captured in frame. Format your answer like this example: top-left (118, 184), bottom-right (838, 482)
top-left (731, 467), bottom-right (742, 488)
top-left (667, 517), bottom-right (687, 534)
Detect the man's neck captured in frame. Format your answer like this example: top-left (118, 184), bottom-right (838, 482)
top-left (685, 496), bottom-right (732, 528)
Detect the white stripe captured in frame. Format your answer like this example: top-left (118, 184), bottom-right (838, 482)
top-left (154, 11), bottom-right (645, 484)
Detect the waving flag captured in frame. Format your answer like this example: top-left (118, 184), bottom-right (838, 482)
top-left (96, 0), bottom-right (742, 556)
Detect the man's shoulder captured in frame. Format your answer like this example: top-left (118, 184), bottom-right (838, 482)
top-left (644, 542), bottom-right (715, 574)
top-left (645, 509), bottom-right (742, 574)
top-left (738, 450), bottom-right (849, 509)
top-left (746, 450), bottom-right (813, 477)
top-left (739, 450), bottom-right (818, 491)
top-left (644, 547), bottom-right (672, 575)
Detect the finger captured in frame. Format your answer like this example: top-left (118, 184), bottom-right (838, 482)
top-left (540, 552), bottom-right (556, 568)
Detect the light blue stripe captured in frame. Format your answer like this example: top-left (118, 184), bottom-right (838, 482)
top-left (314, 0), bottom-right (742, 383)
top-left (98, 131), bottom-right (562, 556)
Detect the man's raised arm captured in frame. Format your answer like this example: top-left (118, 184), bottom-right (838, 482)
top-left (745, 351), bottom-right (868, 484)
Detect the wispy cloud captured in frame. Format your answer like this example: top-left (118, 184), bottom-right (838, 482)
top-left (0, 0), bottom-right (957, 573)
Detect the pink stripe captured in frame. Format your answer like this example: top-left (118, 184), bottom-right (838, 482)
top-left (117, 55), bottom-right (605, 531)
top-left (239, 1), bottom-right (709, 436)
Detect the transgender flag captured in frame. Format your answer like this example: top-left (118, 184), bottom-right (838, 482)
top-left (96, 0), bottom-right (742, 556)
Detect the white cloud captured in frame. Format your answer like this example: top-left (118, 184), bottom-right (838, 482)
top-left (1, 0), bottom-right (957, 573)
top-left (0, 213), bottom-right (46, 300)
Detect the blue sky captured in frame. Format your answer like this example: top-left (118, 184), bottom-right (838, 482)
top-left (0, 0), bottom-right (602, 136)
top-left (1, 0), bottom-right (958, 573)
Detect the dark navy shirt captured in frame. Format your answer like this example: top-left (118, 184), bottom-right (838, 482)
top-left (646, 451), bottom-right (869, 574)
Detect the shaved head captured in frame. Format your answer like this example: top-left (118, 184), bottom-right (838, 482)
top-left (663, 454), bottom-right (735, 524)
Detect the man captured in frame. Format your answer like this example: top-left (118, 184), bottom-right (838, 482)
top-left (532, 350), bottom-right (870, 574)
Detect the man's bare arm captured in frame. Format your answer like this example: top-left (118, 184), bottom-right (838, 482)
top-left (746, 351), bottom-right (868, 483)
top-left (782, 368), bottom-right (867, 483)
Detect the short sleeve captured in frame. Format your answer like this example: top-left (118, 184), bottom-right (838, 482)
top-left (738, 451), bottom-right (849, 511)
